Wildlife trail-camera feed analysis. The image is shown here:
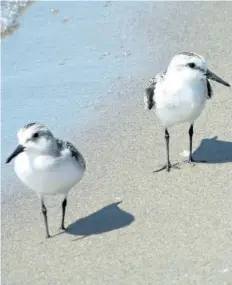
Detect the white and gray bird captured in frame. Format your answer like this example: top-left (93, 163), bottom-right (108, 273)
top-left (6, 123), bottom-right (86, 238)
top-left (144, 52), bottom-right (230, 172)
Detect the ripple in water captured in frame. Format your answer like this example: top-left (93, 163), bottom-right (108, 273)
top-left (0, 0), bottom-right (32, 37)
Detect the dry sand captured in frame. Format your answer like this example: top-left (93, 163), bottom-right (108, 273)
top-left (2, 2), bottom-right (232, 285)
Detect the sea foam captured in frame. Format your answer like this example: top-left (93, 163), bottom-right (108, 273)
top-left (1, 0), bottom-right (31, 36)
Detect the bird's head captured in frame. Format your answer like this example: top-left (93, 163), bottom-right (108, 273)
top-left (168, 52), bottom-right (230, 87)
top-left (6, 123), bottom-right (55, 164)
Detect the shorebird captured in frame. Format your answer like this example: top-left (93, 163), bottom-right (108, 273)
top-left (6, 123), bottom-right (86, 238)
top-left (144, 52), bottom-right (230, 172)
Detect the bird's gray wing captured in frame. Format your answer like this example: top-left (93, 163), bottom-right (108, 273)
top-left (144, 71), bottom-right (166, 110)
top-left (56, 139), bottom-right (86, 169)
top-left (206, 79), bottom-right (213, 99)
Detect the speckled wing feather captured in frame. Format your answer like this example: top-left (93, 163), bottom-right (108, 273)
top-left (144, 71), bottom-right (166, 110)
top-left (56, 139), bottom-right (86, 169)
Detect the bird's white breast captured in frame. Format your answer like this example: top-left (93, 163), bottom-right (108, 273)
top-left (14, 151), bottom-right (85, 195)
top-left (154, 77), bottom-right (207, 127)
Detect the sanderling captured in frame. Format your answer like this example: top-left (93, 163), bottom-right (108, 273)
top-left (144, 52), bottom-right (230, 172)
top-left (6, 123), bottom-right (86, 238)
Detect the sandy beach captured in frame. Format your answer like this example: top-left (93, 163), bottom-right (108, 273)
top-left (2, 2), bottom-right (232, 285)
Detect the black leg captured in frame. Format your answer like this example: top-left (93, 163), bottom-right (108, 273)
top-left (154, 129), bottom-right (179, 173)
top-left (41, 199), bottom-right (50, 238)
top-left (188, 124), bottom-right (194, 162)
top-left (165, 129), bottom-right (171, 171)
top-left (60, 198), bottom-right (67, 230)
top-left (187, 124), bottom-right (207, 164)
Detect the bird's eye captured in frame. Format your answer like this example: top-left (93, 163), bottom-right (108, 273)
top-left (188, 63), bottom-right (196, 68)
top-left (32, 132), bottom-right (39, 139)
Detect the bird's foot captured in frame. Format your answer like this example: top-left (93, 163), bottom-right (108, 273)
top-left (185, 156), bottom-right (207, 164)
top-left (59, 225), bottom-right (66, 231)
top-left (153, 162), bottom-right (180, 173)
top-left (46, 233), bottom-right (51, 238)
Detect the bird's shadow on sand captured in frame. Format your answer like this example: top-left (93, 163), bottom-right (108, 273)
top-left (192, 136), bottom-right (232, 164)
top-left (64, 201), bottom-right (134, 240)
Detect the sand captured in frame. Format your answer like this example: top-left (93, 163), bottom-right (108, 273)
top-left (2, 2), bottom-right (232, 285)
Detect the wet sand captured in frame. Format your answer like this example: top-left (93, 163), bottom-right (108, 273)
top-left (2, 2), bottom-right (232, 285)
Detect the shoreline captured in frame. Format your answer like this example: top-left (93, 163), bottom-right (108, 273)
top-left (2, 2), bottom-right (232, 285)
top-left (1, 1), bottom-right (153, 197)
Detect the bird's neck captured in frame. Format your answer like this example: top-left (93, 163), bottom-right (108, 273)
top-left (28, 139), bottom-right (60, 157)
top-left (166, 69), bottom-right (204, 85)
top-left (48, 139), bottom-right (61, 157)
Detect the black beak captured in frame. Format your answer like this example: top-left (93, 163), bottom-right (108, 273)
top-left (206, 69), bottom-right (230, 87)
top-left (6, 145), bottom-right (25, 164)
